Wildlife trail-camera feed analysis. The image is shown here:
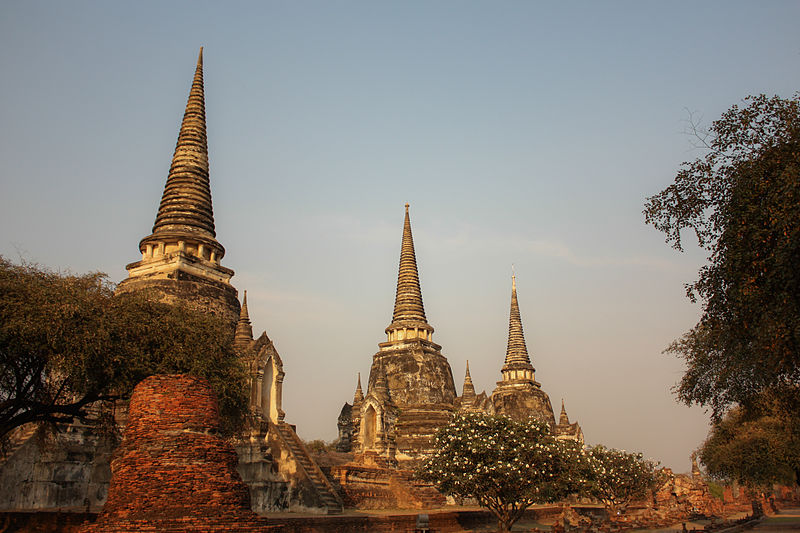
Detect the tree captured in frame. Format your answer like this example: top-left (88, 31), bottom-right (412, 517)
top-left (585, 445), bottom-right (662, 516)
top-left (418, 413), bottom-right (591, 532)
top-left (643, 94), bottom-right (800, 417)
top-left (0, 257), bottom-right (248, 444)
top-left (699, 388), bottom-right (800, 488)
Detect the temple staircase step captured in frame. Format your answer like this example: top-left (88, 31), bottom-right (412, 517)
top-left (273, 422), bottom-right (343, 514)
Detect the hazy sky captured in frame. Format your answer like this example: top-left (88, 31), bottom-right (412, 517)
top-left (1, 1), bottom-right (798, 472)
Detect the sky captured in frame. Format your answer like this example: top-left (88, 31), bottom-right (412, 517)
top-left (1, 1), bottom-right (798, 472)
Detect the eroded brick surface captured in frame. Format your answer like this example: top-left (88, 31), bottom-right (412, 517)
top-left (82, 374), bottom-right (282, 532)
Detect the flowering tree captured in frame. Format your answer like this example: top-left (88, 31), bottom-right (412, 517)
top-left (418, 413), bottom-right (591, 532)
top-left (586, 445), bottom-right (662, 516)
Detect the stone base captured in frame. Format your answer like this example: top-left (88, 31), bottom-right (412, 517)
top-left (329, 462), bottom-right (445, 510)
top-left (115, 275), bottom-right (240, 330)
top-left (393, 406), bottom-right (453, 467)
top-left (235, 435), bottom-right (290, 513)
top-left (0, 415), bottom-right (120, 512)
top-left (491, 380), bottom-right (556, 427)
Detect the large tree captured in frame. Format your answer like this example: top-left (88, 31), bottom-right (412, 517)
top-left (699, 388), bottom-right (800, 488)
top-left (418, 413), bottom-right (591, 532)
top-left (644, 94), bottom-right (800, 417)
top-left (0, 257), bottom-right (248, 443)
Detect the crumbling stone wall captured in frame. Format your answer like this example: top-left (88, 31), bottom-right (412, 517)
top-left (82, 374), bottom-right (282, 532)
top-left (0, 422), bottom-right (116, 512)
top-left (235, 435), bottom-right (290, 512)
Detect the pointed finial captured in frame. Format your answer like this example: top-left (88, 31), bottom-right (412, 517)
top-left (559, 398), bottom-right (569, 425)
top-left (234, 289), bottom-right (253, 348)
top-left (503, 273), bottom-right (533, 368)
top-left (387, 203), bottom-right (429, 331)
top-left (462, 360), bottom-right (476, 400)
top-left (151, 47), bottom-right (216, 238)
top-left (240, 290), bottom-right (249, 318)
top-left (354, 372), bottom-right (364, 404)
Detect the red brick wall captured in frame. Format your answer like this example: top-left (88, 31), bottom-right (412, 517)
top-left (82, 374), bottom-right (281, 532)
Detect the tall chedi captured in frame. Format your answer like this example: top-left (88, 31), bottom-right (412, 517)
top-left (355, 204), bottom-right (456, 465)
top-left (491, 275), bottom-right (557, 428)
top-left (117, 48), bottom-right (240, 327)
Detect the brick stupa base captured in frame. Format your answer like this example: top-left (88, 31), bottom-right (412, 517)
top-left (82, 374), bottom-right (282, 532)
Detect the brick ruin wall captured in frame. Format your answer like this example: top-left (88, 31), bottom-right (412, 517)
top-left (81, 374), bottom-right (282, 532)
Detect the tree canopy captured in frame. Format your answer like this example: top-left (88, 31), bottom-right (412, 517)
top-left (699, 388), bottom-right (800, 488)
top-left (643, 94), bottom-right (800, 417)
top-left (586, 445), bottom-right (662, 515)
top-left (418, 413), bottom-right (591, 532)
top-left (0, 257), bottom-right (248, 443)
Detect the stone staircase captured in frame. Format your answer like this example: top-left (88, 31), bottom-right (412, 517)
top-left (0, 423), bottom-right (39, 467)
top-left (390, 470), bottom-right (446, 508)
top-left (273, 422), bottom-right (343, 514)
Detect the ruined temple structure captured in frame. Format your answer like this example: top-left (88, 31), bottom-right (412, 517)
top-left (232, 292), bottom-right (344, 514)
top-left (0, 48), bottom-right (341, 516)
top-left (334, 375), bottom-right (359, 453)
top-left (113, 48), bottom-right (341, 514)
top-left (116, 48), bottom-right (240, 329)
top-left (350, 204), bottom-right (457, 466)
top-left (82, 374), bottom-right (282, 532)
top-left (490, 275), bottom-right (557, 426)
top-left (329, 205), bottom-right (451, 508)
top-left (453, 361), bottom-right (492, 414)
top-left (235, 291), bottom-right (286, 425)
top-left (451, 275), bottom-right (583, 443)
top-left (554, 399), bottom-right (584, 443)
top-left (489, 275), bottom-right (583, 442)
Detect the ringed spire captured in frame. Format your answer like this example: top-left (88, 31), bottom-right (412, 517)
top-left (462, 360), bottom-right (476, 399)
top-left (386, 204), bottom-right (432, 336)
top-left (120, 48), bottom-right (239, 329)
top-left (501, 274), bottom-right (535, 381)
top-left (234, 290), bottom-right (253, 349)
top-left (151, 46), bottom-right (217, 239)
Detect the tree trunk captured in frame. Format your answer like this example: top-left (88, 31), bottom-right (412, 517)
top-left (751, 498), bottom-right (764, 518)
top-left (496, 511), bottom-right (513, 532)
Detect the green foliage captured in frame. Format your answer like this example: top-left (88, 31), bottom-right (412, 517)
top-left (418, 413), bottom-right (591, 532)
top-left (304, 439), bottom-right (335, 454)
top-left (585, 445), bottom-right (662, 514)
top-left (706, 478), bottom-right (725, 501)
top-left (699, 389), bottom-right (800, 489)
top-left (644, 94), bottom-right (800, 417)
top-left (0, 257), bottom-right (248, 441)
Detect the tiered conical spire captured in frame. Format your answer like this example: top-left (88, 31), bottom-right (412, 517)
top-left (462, 360), bottom-right (476, 400)
top-left (389, 204), bottom-right (429, 328)
top-left (151, 47), bottom-right (216, 239)
top-left (354, 373), bottom-right (364, 404)
top-left (559, 399), bottom-right (569, 425)
top-left (234, 290), bottom-right (253, 349)
top-left (503, 275), bottom-right (532, 368)
top-left (121, 48), bottom-right (238, 330)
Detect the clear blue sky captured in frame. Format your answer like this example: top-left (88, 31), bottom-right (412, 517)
top-left (1, 1), bottom-right (798, 471)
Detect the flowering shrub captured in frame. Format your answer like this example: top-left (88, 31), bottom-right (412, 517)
top-left (586, 445), bottom-right (662, 515)
top-left (418, 413), bottom-right (591, 532)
